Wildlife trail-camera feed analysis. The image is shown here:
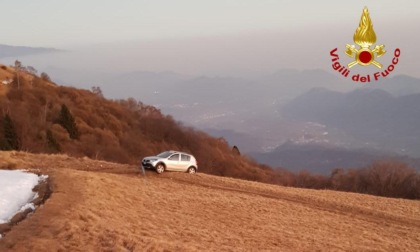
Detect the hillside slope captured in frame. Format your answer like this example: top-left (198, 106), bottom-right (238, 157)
top-left (0, 64), bottom-right (277, 183)
top-left (1, 152), bottom-right (419, 251)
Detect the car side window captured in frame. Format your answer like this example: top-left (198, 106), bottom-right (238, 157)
top-left (169, 154), bottom-right (179, 161)
top-left (181, 154), bottom-right (191, 162)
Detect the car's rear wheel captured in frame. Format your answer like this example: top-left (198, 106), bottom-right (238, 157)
top-left (187, 167), bottom-right (196, 174)
top-left (156, 163), bottom-right (165, 174)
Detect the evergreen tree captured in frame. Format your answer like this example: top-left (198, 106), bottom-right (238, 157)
top-left (0, 138), bottom-right (10, 150)
top-left (232, 145), bottom-right (241, 155)
top-left (46, 129), bottom-right (61, 152)
top-left (58, 104), bottom-right (79, 139)
top-left (2, 114), bottom-right (20, 150)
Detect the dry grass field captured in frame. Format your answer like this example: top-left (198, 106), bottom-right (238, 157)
top-left (0, 151), bottom-right (419, 251)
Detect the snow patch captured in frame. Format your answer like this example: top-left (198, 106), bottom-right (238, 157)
top-left (20, 203), bottom-right (35, 212)
top-left (39, 174), bottom-right (49, 182)
top-left (0, 170), bottom-right (45, 224)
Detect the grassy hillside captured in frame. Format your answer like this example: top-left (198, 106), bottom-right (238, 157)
top-left (0, 64), bottom-right (276, 182)
top-left (1, 152), bottom-right (419, 251)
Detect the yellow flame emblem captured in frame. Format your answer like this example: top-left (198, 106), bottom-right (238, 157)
top-left (345, 7), bottom-right (386, 68)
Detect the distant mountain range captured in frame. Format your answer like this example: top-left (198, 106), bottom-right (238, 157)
top-left (282, 88), bottom-right (420, 157)
top-left (0, 44), bottom-right (60, 58)
top-left (368, 75), bottom-right (420, 96)
top-left (99, 70), bottom-right (420, 125)
top-left (101, 69), bottom-right (353, 102)
top-left (101, 70), bottom-right (417, 133)
top-left (99, 69), bottom-right (357, 127)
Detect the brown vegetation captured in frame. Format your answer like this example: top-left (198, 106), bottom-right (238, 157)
top-left (0, 65), bottom-right (272, 182)
top-left (0, 152), bottom-right (419, 251)
top-left (329, 160), bottom-right (420, 199)
top-left (270, 160), bottom-right (420, 199)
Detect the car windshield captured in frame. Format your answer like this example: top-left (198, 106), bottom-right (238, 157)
top-left (157, 151), bottom-right (173, 158)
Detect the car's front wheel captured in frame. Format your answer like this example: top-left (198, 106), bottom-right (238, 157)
top-left (156, 163), bottom-right (165, 174)
top-left (187, 167), bottom-right (196, 174)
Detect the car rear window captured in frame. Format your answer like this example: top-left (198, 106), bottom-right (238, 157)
top-left (181, 154), bottom-right (191, 162)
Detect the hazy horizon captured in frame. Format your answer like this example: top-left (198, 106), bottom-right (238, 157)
top-left (1, 20), bottom-right (419, 81)
top-left (1, 1), bottom-right (418, 47)
top-left (0, 1), bottom-right (419, 80)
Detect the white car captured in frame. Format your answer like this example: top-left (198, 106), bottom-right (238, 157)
top-left (141, 151), bottom-right (198, 174)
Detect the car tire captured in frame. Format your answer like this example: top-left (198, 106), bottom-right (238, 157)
top-left (187, 167), bottom-right (196, 174)
top-left (156, 163), bottom-right (165, 174)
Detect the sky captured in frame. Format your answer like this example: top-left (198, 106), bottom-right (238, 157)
top-left (0, 0), bottom-right (418, 47)
top-left (0, 0), bottom-right (419, 78)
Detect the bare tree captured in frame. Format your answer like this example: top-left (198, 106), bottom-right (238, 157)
top-left (40, 72), bottom-right (51, 82)
top-left (26, 66), bottom-right (38, 75)
top-left (14, 60), bottom-right (22, 89)
top-left (91, 86), bottom-right (104, 98)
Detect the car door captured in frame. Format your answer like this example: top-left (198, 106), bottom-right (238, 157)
top-left (166, 154), bottom-right (180, 171)
top-left (180, 154), bottom-right (191, 171)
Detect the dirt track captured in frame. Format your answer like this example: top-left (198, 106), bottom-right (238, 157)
top-left (0, 152), bottom-right (419, 251)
